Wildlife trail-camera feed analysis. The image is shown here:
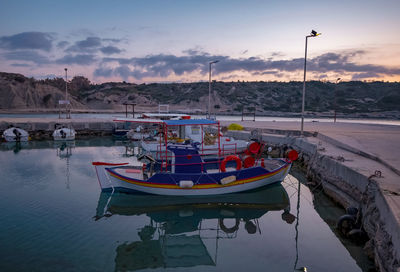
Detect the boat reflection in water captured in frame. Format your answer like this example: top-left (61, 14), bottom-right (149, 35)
top-left (95, 184), bottom-right (295, 271)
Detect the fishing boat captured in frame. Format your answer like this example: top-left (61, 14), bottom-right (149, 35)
top-left (92, 119), bottom-right (298, 195)
top-left (53, 124), bottom-right (76, 141)
top-left (2, 127), bottom-right (29, 142)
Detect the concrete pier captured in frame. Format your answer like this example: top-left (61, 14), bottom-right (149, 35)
top-left (0, 117), bottom-right (118, 139)
top-left (1, 117), bottom-right (400, 271)
top-left (220, 120), bottom-right (400, 272)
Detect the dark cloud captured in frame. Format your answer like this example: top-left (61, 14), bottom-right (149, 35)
top-left (102, 57), bottom-right (132, 65)
top-left (57, 41), bottom-right (69, 48)
top-left (96, 50), bottom-right (400, 80)
top-left (100, 46), bottom-right (123, 55)
top-left (77, 37), bottom-right (101, 48)
top-left (56, 54), bottom-right (97, 65)
top-left (270, 52), bottom-right (285, 58)
top-left (2, 50), bottom-right (51, 64)
top-left (0, 32), bottom-right (54, 51)
top-left (351, 72), bottom-right (382, 80)
top-left (182, 48), bottom-right (209, 56)
top-left (11, 63), bottom-right (31, 67)
top-left (65, 36), bottom-right (124, 56)
top-left (309, 52), bottom-right (400, 75)
top-left (66, 37), bottom-right (102, 52)
top-left (102, 38), bottom-right (123, 43)
top-left (252, 70), bottom-right (279, 76)
top-left (94, 67), bottom-right (113, 77)
top-left (114, 65), bottom-right (132, 80)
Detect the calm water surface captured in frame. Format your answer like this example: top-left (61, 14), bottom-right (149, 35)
top-left (0, 138), bottom-right (374, 271)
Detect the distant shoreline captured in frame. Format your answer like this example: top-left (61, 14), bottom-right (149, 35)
top-left (0, 108), bottom-right (399, 120)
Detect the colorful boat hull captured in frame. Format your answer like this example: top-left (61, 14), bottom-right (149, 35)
top-left (93, 161), bottom-right (291, 195)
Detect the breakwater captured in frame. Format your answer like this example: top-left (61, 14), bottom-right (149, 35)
top-left (0, 118), bottom-right (118, 139)
top-left (224, 126), bottom-right (400, 272)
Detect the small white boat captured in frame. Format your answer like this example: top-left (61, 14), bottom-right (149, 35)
top-left (2, 127), bottom-right (29, 142)
top-left (53, 125), bottom-right (76, 141)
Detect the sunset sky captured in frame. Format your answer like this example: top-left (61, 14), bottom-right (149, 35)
top-left (1, 0), bottom-right (399, 83)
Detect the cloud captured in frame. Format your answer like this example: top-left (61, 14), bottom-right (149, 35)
top-left (351, 72), bottom-right (382, 80)
top-left (114, 65), bottom-right (132, 80)
top-left (100, 46), bottom-right (123, 55)
top-left (252, 70), bottom-right (279, 75)
top-left (57, 41), bottom-right (69, 48)
top-left (102, 38), bottom-right (123, 43)
top-left (65, 36), bottom-right (124, 56)
top-left (11, 63), bottom-right (31, 67)
top-left (66, 36), bottom-right (102, 52)
top-left (0, 32), bottom-right (54, 51)
top-left (94, 67), bottom-right (113, 77)
top-left (77, 37), bottom-right (101, 48)
top-left (56, 54), bottom-right (97, 65)
top-left (270, 52), bottom-right (285, 58)
top-left (310, 52), bottom-right (400, 75)
top-left (1, 50), bottom-right (51, 64)
top-left (95, 49), bottom-right (400, 81)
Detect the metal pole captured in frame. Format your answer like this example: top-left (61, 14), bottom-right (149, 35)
top-left (65, 68), bottom-right (68, 102)
top-left (64, 68), bottom-right (68, 119)
top-left (301, 36), bottom-right (308, 136)
top-left (208, 60), bottom-right (219, 119)
top-left (334, 78), bottom-right (341, 123)
top-left (208, 62), bottom-right (211, 118)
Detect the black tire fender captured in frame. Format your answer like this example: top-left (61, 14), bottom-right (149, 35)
top-left (219, 218), bottom-right (240, 233)
top-left (337, 214), bottom-right (356, 236)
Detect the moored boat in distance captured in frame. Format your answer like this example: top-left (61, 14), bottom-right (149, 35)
top-left (2, 127), bottom-right (29, 142)
top-left (92, 118), bottom-right (298, 195)
top-left (53, 124), bottom-right (76, 141)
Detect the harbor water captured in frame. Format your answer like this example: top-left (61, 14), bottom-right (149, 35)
top-left (0, 138), bottom-right (375, 271)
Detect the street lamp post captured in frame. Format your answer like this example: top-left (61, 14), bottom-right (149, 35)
top-left (301, 30), bottom-right (321, 136)
top-left (65, 68), bottom-right (68, 103)
top-left (334, 77), bottom-right (341, 123)
top-left (208, 60), bottom-right (219, 118)
top-left (64, 68), bottom-right (71, 119)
